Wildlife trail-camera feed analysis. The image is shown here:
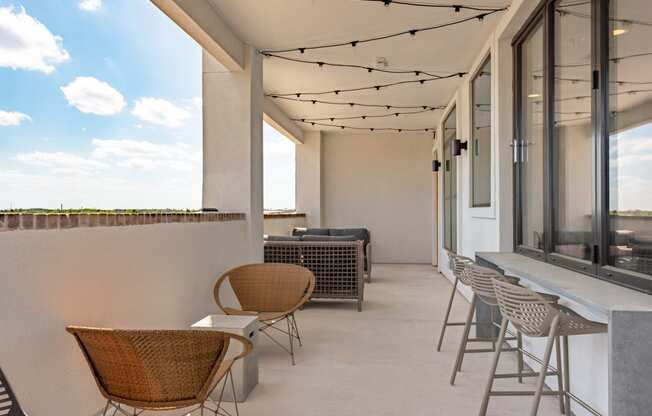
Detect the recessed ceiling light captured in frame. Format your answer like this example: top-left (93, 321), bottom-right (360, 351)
top-left (613, 28), bottom-right (628, 36)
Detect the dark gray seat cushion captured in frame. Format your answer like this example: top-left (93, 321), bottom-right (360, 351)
top-left (302, 235), bottom-right (357, 242)
top-left (293, 228), bottom-right (330, 237)
top-left (265, 235), bottom-right (302, 242)
top-left (330, 228), bottom-right (369, 247)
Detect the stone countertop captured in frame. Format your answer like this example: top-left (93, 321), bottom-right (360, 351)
top-left (477, 252), bottom-right (652, 319)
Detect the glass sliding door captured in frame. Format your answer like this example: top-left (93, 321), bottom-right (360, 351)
top-left (551, 0), bottom-right (595, 268)
top-left (471, 57), bottom-right (492, 208)
top-left (602, 0), bottom-right (652, 290)
top-left (516, 20), bottom-right (546, 253)
top-left (443, 106), bottom-right (457, 252)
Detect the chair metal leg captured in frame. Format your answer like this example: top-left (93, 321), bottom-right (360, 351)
top-left (563, 335), bottom-right (571, 416)
top-left (555, 335), bottom-right (565, 414)
top-left (287, 316), bottom-right (295, 365)
top-left (437, 277), bottom-right (459, 351)
top-left (450, 294), bottom-right (476, 385)
top-left (478, 318), bottom-right (509, 416)
top-left (291, 313), bottom-right (302, 347)
top-left (517, 330), bottom-right (524, 384)
top-left (229, 370), bottom-right (240, 416)
top-left (529, 315), bottom-right (560, 416)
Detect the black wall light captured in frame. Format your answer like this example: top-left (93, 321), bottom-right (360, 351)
top-left (453, 139), bottom-right (468, 156)
top-left (432, 160), bottom-right (442, 172)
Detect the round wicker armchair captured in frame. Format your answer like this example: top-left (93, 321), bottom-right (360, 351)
top-left (214, 263), bottom-right (315, 365)
top-left (66, 326), bottom-right (252, 415)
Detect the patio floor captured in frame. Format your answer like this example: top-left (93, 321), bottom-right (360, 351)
top-left (240, 264), bottom-right (560, 416)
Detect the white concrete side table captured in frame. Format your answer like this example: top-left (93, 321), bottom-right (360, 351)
top-left (192, 314), bottom-right (259, 402)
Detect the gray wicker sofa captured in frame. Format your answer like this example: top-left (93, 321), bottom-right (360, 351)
top-left (263, 238), bottom-right (365, 311)
top-left (292, 227), bottom-right (372, 280)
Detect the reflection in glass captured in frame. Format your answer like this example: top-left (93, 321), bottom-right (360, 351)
top-left (608, 0), bottom-right (652, 276)
top-left (472, 57), bottom-right (492, 207)
top-left (520, 22), bottom-right (545, 250)
top-left (553, 0), bottom-right (593, 260)
top-left (443, 107), bottom-right (457, 252)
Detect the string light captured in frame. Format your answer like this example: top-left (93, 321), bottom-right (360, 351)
top-left (300, 121), bottom-right (436, 133)
top-left (293, 107), bottom-right (443, 123)
top-left (359, 0), bottom-right (506, 12)
top-left (268, 73), bottom-right (466, 98)
top-left (262, 53), bottom-right (464, 78)
top-left (260, 10), bottom-right (505, 54)
top-left (269, 95), bottom-right (442, 110)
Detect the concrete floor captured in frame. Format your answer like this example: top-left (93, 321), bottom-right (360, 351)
top-left (239, 264), bottom-right (561, 416)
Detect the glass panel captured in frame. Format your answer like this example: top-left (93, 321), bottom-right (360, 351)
top-left (608, 0), bottom-right (652, 277)
top-left (443, 107), bottom-right (457, 252)
top-left (472, 57), bottom-right (492, 207)
top-left (552, 0), bottom-right (593, 260)
top-left (520, 21), bottom-right (545, 250)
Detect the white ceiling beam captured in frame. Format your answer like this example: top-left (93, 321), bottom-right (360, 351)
top-left (150, 0), bottom-right (245, 71)
top-left (263, 98), bottom-right (305, 144)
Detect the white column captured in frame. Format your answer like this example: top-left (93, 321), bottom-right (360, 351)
top-left (296, 130), bottom-right (322, 227)
top-left (202, 46), bottom-right (264, 261)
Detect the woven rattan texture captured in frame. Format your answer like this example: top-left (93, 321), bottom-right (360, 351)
top-left (264, 241), bottom-right (364, 301)
top-left (226, 264), bottom-right (313, 312)
top-left (66, 327), bottom-right (228, 409)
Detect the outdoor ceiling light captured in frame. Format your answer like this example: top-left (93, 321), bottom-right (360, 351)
top-left (432, 160), bottom-right (442, 172)
top-left (528, 93), bottom-right (541, 98)
top-left (453, 139), bottom-right (468, 156)
top-left (613, 28), bottom-right (628, 36)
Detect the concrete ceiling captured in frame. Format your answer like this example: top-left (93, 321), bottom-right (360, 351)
top-left (207, 0), bottom-right (510, 133)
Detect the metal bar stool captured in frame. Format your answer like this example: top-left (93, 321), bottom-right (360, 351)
top-left (436, 252), bottom-right (476, 351)
top-left (480, 279), bottom-right (608, 416)
top-left (450, 264), bottom-right (526, 385)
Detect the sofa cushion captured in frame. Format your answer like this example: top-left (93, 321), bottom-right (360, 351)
top-left (330, 228), bottom-right (369, 247)
top-left (302, 235), bottom-right (357, 242)
top-left (265, 235), bottom-right (302, 242)
top-left (292, 227), bottom-right (330, 237)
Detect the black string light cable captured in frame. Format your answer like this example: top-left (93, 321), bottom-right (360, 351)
top-left (269, 95), bottom-right (440, 110)
top-left (557, 8), bottom-right (652, 28)
top-left (292, 107), bottom-right (443, 123)
top-left (299, 120), bottom-right (436, 133)
top-left (533, 75), bottom-right (652, 86)
top-left (359, 0), bottom-right (507, 12)
top-left (262, 53), bottom-right (465, 78)
top-left (260, 9), bottom-right (505, 55)
top-left (268, 72), bottom-right (465, 98)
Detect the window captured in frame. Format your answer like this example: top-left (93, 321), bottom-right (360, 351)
top-left (471, 56), bottom-right (492, 207)
top-left (515, 20), bottom-right (545, 253)
top-left (513, 0), bottom-right (652, 293)
top-left (443, 106), bottom-right (457, 252)
top-left (263, 122), bottom-right (296, 211)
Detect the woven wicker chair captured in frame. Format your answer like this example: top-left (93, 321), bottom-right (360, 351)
top-left (0, 367), bottom-right (27, 416)
top-left (214, 263), bottom-right (315, 365)
top-left (435, 252), bottom-right (477, 351)
top-left (66, 326), bottom-right (252, 416)
top-left (479, 279), bottom-right (607, 416)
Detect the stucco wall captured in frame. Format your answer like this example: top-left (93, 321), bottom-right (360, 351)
top-left (321, 132), bottom-right (433, 263)
top-left (0, 221), bottom-right (249, 415)
top-left (263, 215), bottom-right (306, 236)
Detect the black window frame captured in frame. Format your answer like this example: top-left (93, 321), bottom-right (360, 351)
top-left (470, 53), bottom-right (493, 209)
top-left (513, 0), bottom-right (652, 294)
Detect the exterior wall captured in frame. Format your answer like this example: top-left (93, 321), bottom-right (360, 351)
top-left (263, 214), bottom-right (307, 235)
top-left (296, 131), bottom-right (322, 228)
top-left (0, 221), bottom-right (249, 415)
top-left (434, 1), bottom-right (608, 414)
top-left (321, 132), bottom-right (433, 263)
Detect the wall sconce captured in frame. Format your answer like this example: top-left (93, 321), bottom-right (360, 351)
top-left (453, 139), bottom-right (468, 156)
top-left (432, 160), bottom-right (442, 172)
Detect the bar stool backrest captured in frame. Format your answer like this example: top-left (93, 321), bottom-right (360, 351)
top-left (468, 264), bottom-right (505, 305)
top-left (452, 255), bottom-right (474, 285)
top-left (492, 279), bottom-right (558, 337)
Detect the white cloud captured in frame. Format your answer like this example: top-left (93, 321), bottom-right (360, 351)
top-left (132, 98), bottom-right (191, 128)
top-left (0, 110), bottom-right (31, 126)
top-left (91, 138), bottom-right (200, 172)
top-left (16, 151), bottom-right (109, 175)
top-left (79, 0), bottom-right (102, 12)
top-left (0, 6), bottom-right (70, 74)
top-left (61, 76), bottom-right (126, 116)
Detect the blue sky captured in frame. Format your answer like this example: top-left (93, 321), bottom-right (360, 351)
top-left (0, 0), bottom-right (295, 210)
